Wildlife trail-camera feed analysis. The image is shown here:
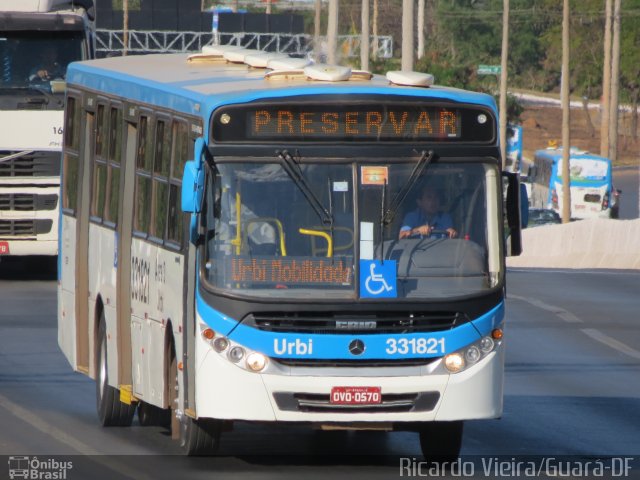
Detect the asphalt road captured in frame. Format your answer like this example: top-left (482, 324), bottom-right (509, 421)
top-left (613, 166), bottom-right (639, 219)
top-left (0, 259), bottom-right (639, 479)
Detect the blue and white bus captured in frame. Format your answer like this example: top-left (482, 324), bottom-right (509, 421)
top-left (530, 147), bottom-right (614, 219)
top-left (58, 47), bottom-right (523, 459)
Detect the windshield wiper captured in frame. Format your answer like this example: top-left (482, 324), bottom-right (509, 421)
top-left (381, 149), bottom-right (435, 226)
top-left (277, 149), bottom-right (332, 225)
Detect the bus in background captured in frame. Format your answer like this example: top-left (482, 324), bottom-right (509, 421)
top-left (529, 147), bottom-right (614, 220)
top-left (58, 48), bottom-right (523, 460)
top-left (0, 0), bottom-right (94, 260)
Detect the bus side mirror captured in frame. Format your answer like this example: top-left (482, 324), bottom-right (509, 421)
top-left (519, 182), bottom-right (529, 228)
top-left (181, 138), bottom-right (206, 213)
top-left (503, 171), bottom-right (523, 256)
top-left (182, 160), bottom-right (204, 213)
top-left (181, 161), bottom-right (204, 213)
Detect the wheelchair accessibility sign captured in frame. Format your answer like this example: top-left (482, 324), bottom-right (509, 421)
top-left (359, 260), bottom-right (397, 298)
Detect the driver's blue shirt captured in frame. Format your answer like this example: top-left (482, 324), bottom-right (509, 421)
top-left (400, 209), bottom-right (454, 236)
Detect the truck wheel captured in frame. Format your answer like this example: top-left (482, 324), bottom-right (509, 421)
top-left (169, 348), bottom-right (222, 455)
top-left (419, 421), bottom-right (464, 462)
top-left (96, 316), bottom-right (136, 426)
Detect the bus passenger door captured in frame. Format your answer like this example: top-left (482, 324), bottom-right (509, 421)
top-left (74, 108), bottom-right (94, 374)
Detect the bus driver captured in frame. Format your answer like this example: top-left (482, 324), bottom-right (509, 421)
top-left (399, 184), bottom-right (458, 239)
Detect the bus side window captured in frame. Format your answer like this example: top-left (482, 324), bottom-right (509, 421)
top-left (64, 96), bottom-right (80, 151)
top-left (104, 106), bottom-right (122, 226)
top-left (62, 95), bottom-right (80, 214)
top-left (167, 120), bottom-right (189, 247)
top-left (91, 103), bottom-right (108, 221)
top-left (172, 121), bottom-right (189, 179)
top-left (133, 115), bottom-right (153, 236)
top-left (150, 118), bottom-right (171, 240)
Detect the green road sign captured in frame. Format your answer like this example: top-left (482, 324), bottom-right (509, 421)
top-left (477, 64), bottom-right (501, 75)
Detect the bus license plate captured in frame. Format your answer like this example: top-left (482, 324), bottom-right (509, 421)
top-left (0, 242), bottom-right (9, 255)
top-left (330, 386), bottom-right (381, 405)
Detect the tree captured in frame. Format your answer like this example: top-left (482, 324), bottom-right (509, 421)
top-left (619, 0), bottom-right (640, 139)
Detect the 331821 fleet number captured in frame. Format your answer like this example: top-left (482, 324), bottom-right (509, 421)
top-left (385, 337), bottom-right (445, 355)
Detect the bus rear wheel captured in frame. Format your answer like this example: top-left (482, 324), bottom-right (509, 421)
top-left (169, 345), bottom-right (222, 455)
top-left (418, 421), bottom-right (464, 462)
top-left (96, 317), bottom-right (136, 426)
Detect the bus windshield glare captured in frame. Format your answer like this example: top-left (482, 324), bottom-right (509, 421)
top-left (203, 159), bottom-right (502, 299)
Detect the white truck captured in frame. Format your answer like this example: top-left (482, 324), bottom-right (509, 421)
top-left (0, 0), bottom-right (95, 261)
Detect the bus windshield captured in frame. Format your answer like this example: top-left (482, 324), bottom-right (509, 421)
top-left (0, 31), bottom-right (85, 91)
top-left (203, 159), bottom-right (502, 300)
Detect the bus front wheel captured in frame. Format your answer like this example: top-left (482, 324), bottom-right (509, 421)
top-left (418, 421), bottom-right (464, 462)
top-left (169, 347), bottom-right (222, 455)
top-left (96, 317), bottom-right (136, 426)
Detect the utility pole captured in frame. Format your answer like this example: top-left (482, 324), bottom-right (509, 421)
top-left (327, 0), bottom-right (338, 64)
top-left (266, 0), bottom-right (272, 15)
top-left (314, 0), bottom-right (321, 60)
top-left (499, 0), bottom-right (509, 170)
top-left (609, 0), bottom-right (621, 163)
top-left (417, 0), bottom-right (425, 60)
top-left (372, 0), bottom-right (378, 59)
top-left (600, 0), bottom-right (613, 158)
top-left (123, 0), bottom-right (129, 56)
top-left (561, 0), bottom-right (571, 223)
top-left (401, 0), bottom-right (414, 71)
top-left (361, 0), bottom-right (370, 71)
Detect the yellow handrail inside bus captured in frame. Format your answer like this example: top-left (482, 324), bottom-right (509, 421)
top-left (245, 218), bottom-right (287, 256)
top-left (230, 192), bottom-right (242, 255)
top-left (308, 226), bottom-right (353, 256)
top-left (299, 228), bottom-right (333, 258)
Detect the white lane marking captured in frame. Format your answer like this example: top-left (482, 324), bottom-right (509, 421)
top-left (508, 294), bottom-right (583, 323)
top-left (0, 393), bottom-right (150, 480)
top-left (581, 329), bottom-right (640, 361)
top-left (556, 311), bottom-right (583, 323)
top-left (510, 295), bottom-right (640, 361)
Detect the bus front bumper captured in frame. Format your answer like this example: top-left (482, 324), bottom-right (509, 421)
top-left (194, 342), bottom-right (504, 424)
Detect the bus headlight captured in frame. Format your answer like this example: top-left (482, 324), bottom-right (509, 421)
top-left (228, 346), bottom-right (245, 363)
top-left (246, 352), bottom-right (267, 372)
top-left (480, 336), bottom-right (494, 353)
top-left (444, 353), bottom-right (465, 373)
top-left (465, 346), bottom-right (481, 364)
top-left (212, 337), bottom-right (229, 352)
top-left (443, 332), bottom-right (502, 374)
top-left (201, 326), bottom-right (270, 373)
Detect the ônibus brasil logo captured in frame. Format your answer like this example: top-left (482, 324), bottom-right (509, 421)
top-left (8, 456), bottom-right (73, 480)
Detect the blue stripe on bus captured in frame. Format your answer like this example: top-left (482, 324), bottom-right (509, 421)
top-left (195, 294), bottom-right (504, 360)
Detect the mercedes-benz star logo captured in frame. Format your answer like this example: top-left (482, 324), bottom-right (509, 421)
top-left (348, 339), bottom-right (365, 356)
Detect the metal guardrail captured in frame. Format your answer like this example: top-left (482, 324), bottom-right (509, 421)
top-left (95, 30), bottom-right (393, 58)
top-left (95, 30), bottom-right (215, 55)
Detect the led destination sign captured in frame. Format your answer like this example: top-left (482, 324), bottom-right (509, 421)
top-left (249, 107), bottom-right (460, 140)
top-left (226, 256), bottom-right (353, 286)
top-left (212, 102), bottom-right (495, 143)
